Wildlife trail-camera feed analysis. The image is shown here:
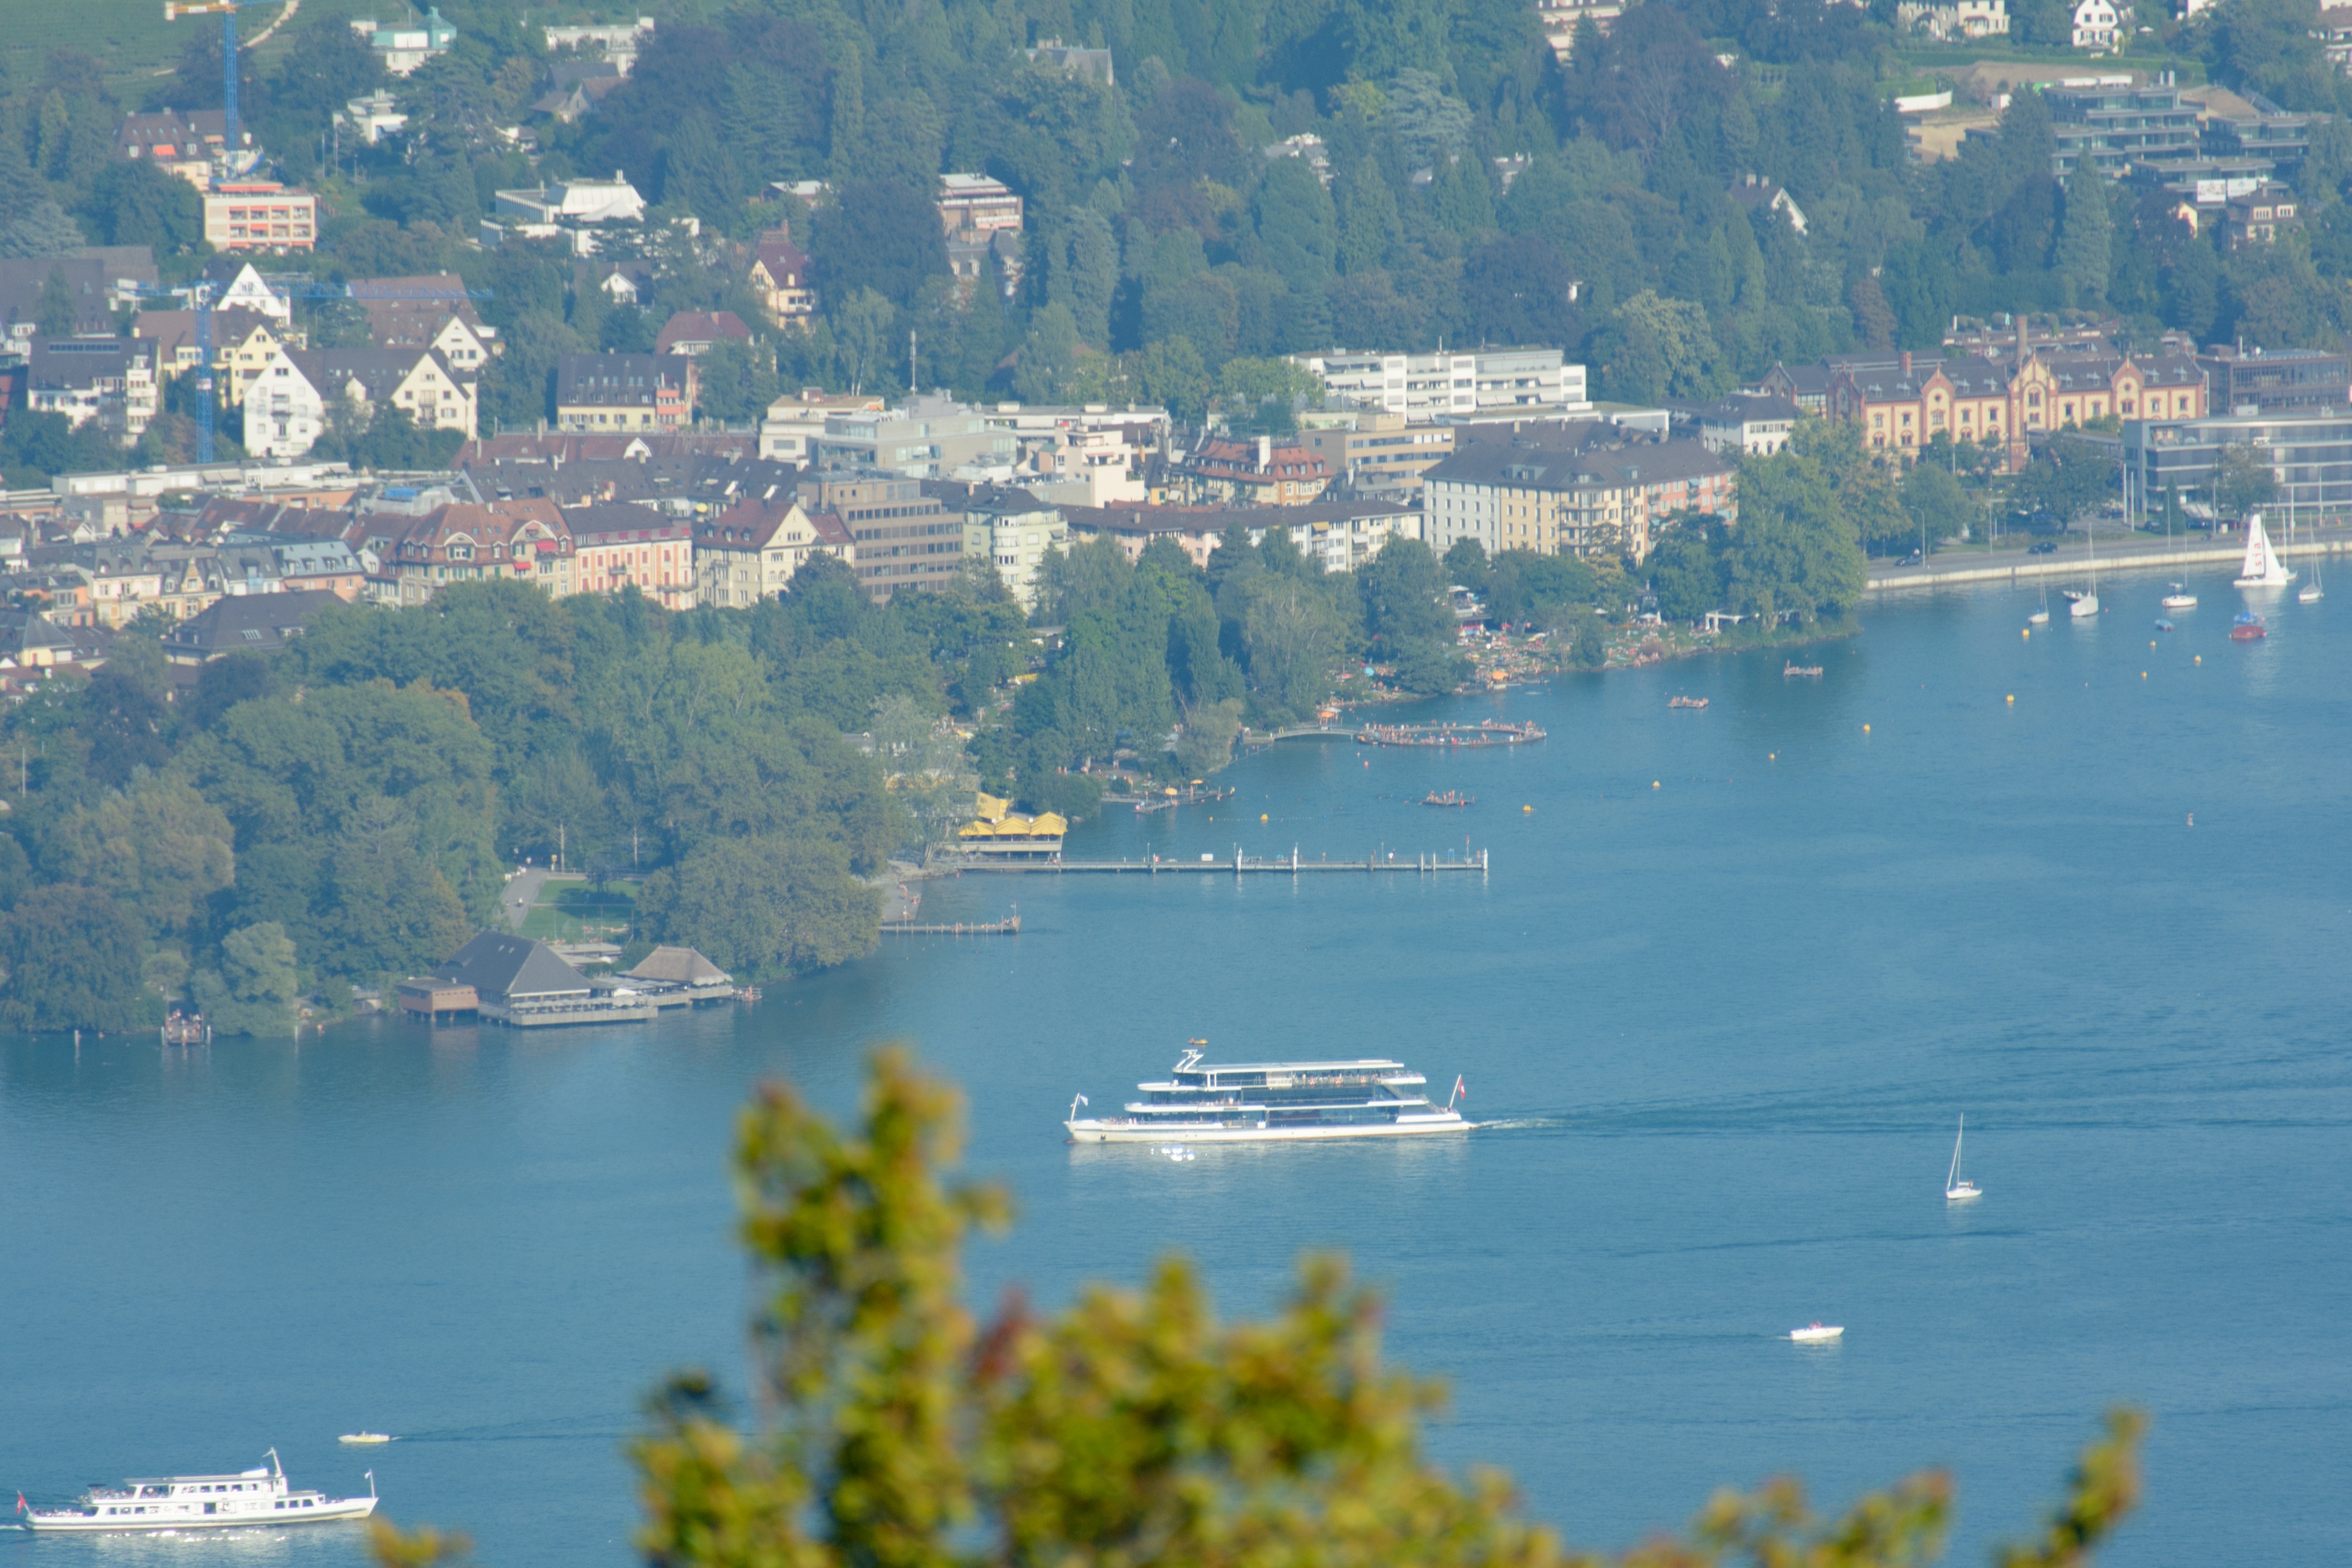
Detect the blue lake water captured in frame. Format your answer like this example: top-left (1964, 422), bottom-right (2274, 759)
top-left (5, 568), bottom-right (2349, 1567)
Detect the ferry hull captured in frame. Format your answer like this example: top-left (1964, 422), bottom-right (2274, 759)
top-left (25, 1498), bottom-right (378, 1532)
top-left (1067, 1116), bottom-right (1469, 1143)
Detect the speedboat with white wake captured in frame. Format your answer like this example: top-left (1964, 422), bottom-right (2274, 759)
top-left (15, 1449), bottom-right (377, 1532)
top-left (1066, 1044), bottom-right (1471, 1142)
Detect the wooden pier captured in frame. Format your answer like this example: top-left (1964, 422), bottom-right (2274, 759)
top-left (953, 848), bottom-right (1489, 875)
top-left (1355, 720), bottom-right (1546, 748)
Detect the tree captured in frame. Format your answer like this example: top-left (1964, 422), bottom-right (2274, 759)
top-left (1238, 575), bottom-right (1342, 722)
top-left (0, 884), bottom-right (150, 1032)
top-left (636, 835), bottom-right (881, 979)
top-left (1359, 537), bottom-right (1466, 693)
top-left (812, 182), bottom-right (948, 311)
top-left (1442, 537), bottom-right (1492, 595)
top-left (1173, 697), bottom-right (1244, 776)
top-left (49, 774), bottom-right (235, 939)
top-left (195, 921), bottom-right (300, 1037)
top-left (1252, 158), bottom-right (1339, 300)
top-left (367, 1053), bottom-right (2150, 1568)
top-left (2211, 442), bottom-right (2277, 520)
top-left (1647, 523), bottom-right (1728, 621)
top-left (36, 265), bottom-right (74, 339)
top-left (1723, 420), bottom-right (1870, 623)
top-left (78, 159), bottom-right (203, 252)
top-left (2014, 435), bottom-right (2119, 529)
top-left (2057, 180), bottom-right (2113, 309)
top-left (1463, 236), bottom-right (1582, 348)
top-left (1900, 460), bottom-right (1975, 551)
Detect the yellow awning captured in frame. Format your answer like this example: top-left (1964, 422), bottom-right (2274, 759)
top-left (974, 791), bottom-right (1011, 822)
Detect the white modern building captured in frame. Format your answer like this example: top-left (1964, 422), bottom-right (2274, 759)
top-left (485, 176), bottom-right (647, 252)
top-left (543, 17), bottom-right (656, 70)
top-left (350, 8), bottom-right (456, 74)
top-left (1294, 347), bottom-right (1590, 421)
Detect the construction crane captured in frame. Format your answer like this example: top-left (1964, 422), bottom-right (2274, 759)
top-left (133, 275), bottom-right (491, 465)
top-left (162, 0), bottom-right (250, 158)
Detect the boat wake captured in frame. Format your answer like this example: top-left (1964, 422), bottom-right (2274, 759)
top-left (1472, 1116), bottom-right (1567, 1131)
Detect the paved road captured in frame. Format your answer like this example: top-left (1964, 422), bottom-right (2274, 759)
top-left (502, 867), bottom-right (553, 932)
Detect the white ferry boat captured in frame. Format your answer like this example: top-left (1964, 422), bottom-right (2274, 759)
top-left (1065, 1045), bottom-right (1471, 1142)
top-left (17, 1449), bottom-right (377, 1532)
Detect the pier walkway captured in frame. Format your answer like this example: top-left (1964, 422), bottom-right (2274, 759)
top-left (948, 848), bottom-right (1489, 875)
top-left (1867, 532), bottom-right (2350, 594)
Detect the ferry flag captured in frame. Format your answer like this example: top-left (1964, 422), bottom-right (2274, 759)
top-left (1452, 1075), bottom-right (1466, 1101)
top-left (15, 1492), bottom-right (25, 1515)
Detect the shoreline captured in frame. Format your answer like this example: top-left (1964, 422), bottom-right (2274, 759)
top-left (1866, 535), bottom-right (2351, 595)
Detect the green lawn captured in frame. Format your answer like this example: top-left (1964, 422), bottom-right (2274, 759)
top-left (518, 878), bottom-right (639, 942)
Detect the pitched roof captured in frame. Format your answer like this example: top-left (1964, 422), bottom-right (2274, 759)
top-left (696, 493), bottom-right (807, 549)
top-left (432, 932), bottom-right (592, 1000)
top-left (561, 502), bottom-right (690, 542)
top-left (654, 310), bottom-right (753, 353)
top-left (622, 945), bottom-right (731, 984)
top-left (156, 588), bottom-right (345, 659)
top-left (554, 352), bottom-right (686, 408)
top-left (286, 346), bottom-right (452, 403)
top-left (347, 273), bottom-right (486, 337)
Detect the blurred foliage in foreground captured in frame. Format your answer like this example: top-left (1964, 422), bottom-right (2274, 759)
top-left (372, 1049), bottom-right (2144, 1568)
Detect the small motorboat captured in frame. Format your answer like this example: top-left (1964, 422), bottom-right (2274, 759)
top-left (2231, 611), bottom-right (2267, 641)
top-left (2161, 583), bottom-right (2198, 610)
top-left (2155, 619), bottom-right (2173, 633)
top-left (337, 1434), bottom-right (395, 1446)
top-left (1789, 1323), bottom-right (1844, 1343)
top-left (1421, 791), bottom-right (1474, 807)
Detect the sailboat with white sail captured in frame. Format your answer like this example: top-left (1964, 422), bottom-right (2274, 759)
top-left (1945, 1115), bottom-right (1982, 1203)
top-left (2233, 511), bottom-right (2295, 588)
top-left (2067, 523), bottom-right (2099, 617)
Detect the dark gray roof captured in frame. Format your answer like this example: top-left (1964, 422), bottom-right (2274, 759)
top-left (1424, 424), bottom-right (1732, 492)
top-left (158, 589), bottom-right (345, 660)
top-left (432, 932), bottom-right (591, 1001)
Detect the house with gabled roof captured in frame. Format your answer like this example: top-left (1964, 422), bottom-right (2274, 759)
top-left (748, 226), bottom-right (815, 326)
top-left (693, 489), bottom-right (846, 607)
top-left (243, 344), bottom-right (478, 458)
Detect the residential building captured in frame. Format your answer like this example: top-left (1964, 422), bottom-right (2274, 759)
top-left (800, 470), bottom-right (964, 601)
top-left (337, 90), bottom-right (408, 145)
top-left (157, 589), bottom-right (344, 665)
top-left (0, 256), bottom-right (141, 345)
top-left (1024, 38), bottom-right (1114, 81)
top-left (355, 499), bottom-right (572, 606)
top-left (1295, 347), bottom-right (1589, 420)
top-left (28, 339), bottom-right (160, 446)
top-left (115, 108), bottom-right (249, 185)
top-left (2318, 4), bottom-right (2352, 75)
top-left (135, 308), bottom-right (295, 405)
top-left (563, 503), bottom-right (697, 609)
top-left (2195, 346), bottom-right (2350, 414)
top-left (1749, 362), bottom-right (1833, 413)
top-left (1422, 423), bottom-right (1736, 563)
top-left (269, 539), bottom-right (369, 599)
top-left (1180, 434), bottom-right (1331, 506)
top-left (542, 18), bottom-right (657, 71)
top-left (1728, 175), bottom-right (1809, 235)
top-left (937, 174), bottom-right (1024, 237)
top-left (1297, 409), bottom-right (1456, 498)
top-left (1893, 0), bottom-right (2008, 39)
top-left (243, 345), bottom-right (477, 459)
top-left (760, 389), bottom-right (887, 462)
top-left (2224, 182), bottom-right (2301, 247)
top-left (1062, 499), bottom-right (1419, 573)
top-left (0, 607), bottom-right (84, 681)
top-left (554, 352), bottom-right (693, 434)
top-left (2200, 93), bottom-right (2312, 167)
top-left (925, 482), bottom-right (1064, 609)
top-left (350, 275), bottom-right (496, 370)
top-left (207, 259), bottom-right (293, 323)
top-left (202, 182), bottom-right (319, 252)
top-left (1536, 0), bottom-right (1628, 62)
top-left (2125, 408), bottom-right (2352, 520)
top-left (979, 403), bottom-right (1167, 506)
top-left (1264, 133), bottom-right (1334, 186)
top-left (350, 8), bottom-right (457, 74)
top-left (655, 310), bottom-right (754, 357)
top-left (2047, 80), bottom-right (2199, 180)
top-left (487, 176), bottom-right (647, 251)
top-left (1676, 396), bottom-right (1800, 456)
top-left (748, 227), bottom-right (816, 326)
top-left (2072, 0), bottom-right (2122, 48)
top-left (693, 492), bottom-right (851, 607)
top-left (813, 395), bottom-right (1020, 477)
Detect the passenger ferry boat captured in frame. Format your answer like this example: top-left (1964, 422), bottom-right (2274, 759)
top-left (17, 1449), bottom-right (377, 1532)
top-left (1065, 1045), bottom-right (1471, 1142)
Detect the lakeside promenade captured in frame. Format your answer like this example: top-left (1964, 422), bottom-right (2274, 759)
top-left (1866, 527), bottom-right (2351, 594)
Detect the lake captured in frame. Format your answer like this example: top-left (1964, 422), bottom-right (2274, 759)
top-left (4, 568), bottom-right (2347, 1567)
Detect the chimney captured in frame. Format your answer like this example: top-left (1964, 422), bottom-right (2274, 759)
top-left (1258, 434), bottom-right (1272, 469)
top-left (1901, 350), bottom-right (1913, 376)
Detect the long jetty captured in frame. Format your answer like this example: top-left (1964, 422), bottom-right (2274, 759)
top-left (1867, 534), bottom-right (2352, 594)
top-left (950, 848), bottom-right (1489, 875)
top-left (881, 915), bottom-right (1022, 935)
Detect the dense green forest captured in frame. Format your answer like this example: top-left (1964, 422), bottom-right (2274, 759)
top-left (0, 524), bottom-right (1500, 1031)
top-left (8, 0), bottom-right (2352, 439)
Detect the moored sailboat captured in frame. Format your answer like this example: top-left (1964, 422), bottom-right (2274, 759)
top-left (2233, 512), bottom-right (2295, 588)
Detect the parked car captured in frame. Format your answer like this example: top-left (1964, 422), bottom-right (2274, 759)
top-left (2027, 540), bottom-right (2059, 554)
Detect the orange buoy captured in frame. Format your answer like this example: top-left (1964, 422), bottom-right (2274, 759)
top-left (2006, 694), bottom-right (2014, 704)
